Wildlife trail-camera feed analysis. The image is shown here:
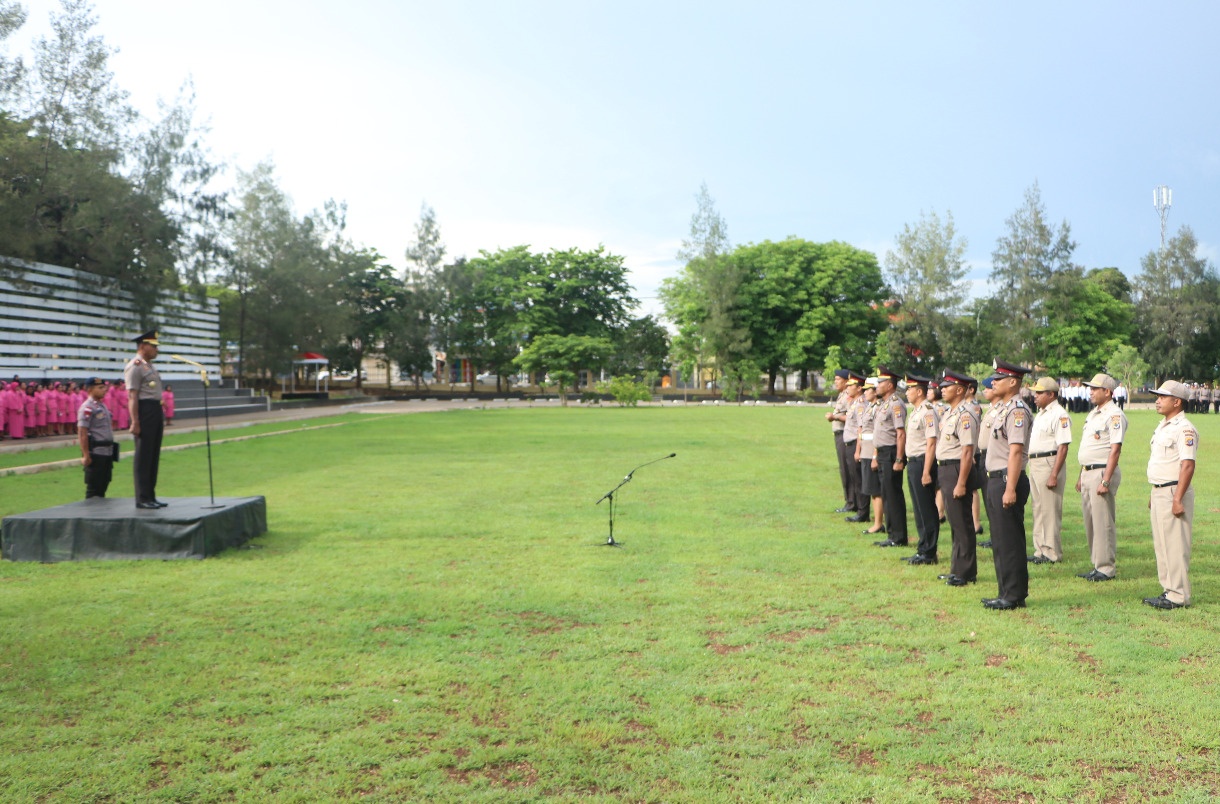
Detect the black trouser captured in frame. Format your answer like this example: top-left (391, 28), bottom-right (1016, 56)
top-left (939, 463), bottom-right (976, 580)
top-left (985, 472), bottom-right (1030, 603)
top-left (833, 430), bottom-right (852, 506)
top-left (906, 455), bottom-right (939, 558)
top-left (85, 454), bottom-right (113, 498)
top-left (843, 439), bottom-right (863, 512)
top-left (133, 399), bottom-right (164, 504)
top-left (875, 445), bottom-right (907, 542)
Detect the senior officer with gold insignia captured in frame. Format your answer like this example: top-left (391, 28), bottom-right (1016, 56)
top-left (1144, 381), bottom-right (1198, 610)
top-left (1027, 377), bottom-right (1072, 564)
top-left (981, 359), bottom-right (1033, 610)
top-left (901, 373), bottom-right (940, 565)
top-left (1075, 373), bottom-right (1127, 582)
top-left (871, 367), bottom-right (909, 547)
top-left (125, 330), bottom-right (167, 509)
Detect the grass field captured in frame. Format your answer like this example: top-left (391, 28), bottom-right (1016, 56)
top-left (1, 406), bottom-right (1217, 802)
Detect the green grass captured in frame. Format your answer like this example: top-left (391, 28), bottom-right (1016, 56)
top-left (1, 406), bottom-right (1217, 802)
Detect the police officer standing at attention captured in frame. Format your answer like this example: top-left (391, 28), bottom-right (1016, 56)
top-left (935, 371), bottom-right (980, 587)
top-left (982, 359), bottom-right (1033, 610)
top-left (126, 330), bottom-right (167, 509)
top-left (826, 369), bottom-right (854, 513)
top-left (901, 373), bottom-right (940, 565)
top-left (840, 372), bottom-right (868, 521)
top-left (1027, 377), bottom-right (1072, 564)
top-left (871, 367), bottom-right (908, 548)
top-left (1144, 381), bottom-right (1197, 609)
top-left (1075, 373), bottom-right (1127, 582)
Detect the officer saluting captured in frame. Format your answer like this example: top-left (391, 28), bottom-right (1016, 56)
top-left (125, 330), bottom-right (167, 509)
top-left (982, 359), bottom-right (1033, 610)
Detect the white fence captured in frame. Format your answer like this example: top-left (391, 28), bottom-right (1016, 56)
top-left (0, 256), bottom-right (221, 382)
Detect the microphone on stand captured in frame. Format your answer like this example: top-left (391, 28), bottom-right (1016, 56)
top-left (594, 453), bottom-right (677, 546)
top-left (170, 355), bottom-right (223, 508)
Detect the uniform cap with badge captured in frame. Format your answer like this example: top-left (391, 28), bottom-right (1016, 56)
top-left (1031, 377), bottom-right (1059, 393)
top-left (1082, 373), bottom-right (1117, 391)
top-left (1150, 380), bottom-right (1190, 401)
top-left (939, 369), bottom-right (975, 388)
top-left (133, 329), bottom-right (160, 347)
top-left (989, 358), bottom-right (1032, 382)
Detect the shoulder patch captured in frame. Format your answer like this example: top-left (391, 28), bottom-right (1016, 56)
top-left (1185, 430), bottom-right (1197, 447)
top-left (1060, 416), bottom-right (1070, 429)
top-left (1110, 415), bottom-right (1121, 429)
top-left (1013, 409), bottom-right (1026, 427)
top-left (924, 413), bottom-right (935, 428)
top-left (962, 418), bottom-right (971, 430)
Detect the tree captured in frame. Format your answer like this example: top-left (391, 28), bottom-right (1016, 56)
top-left (1134, 226), bottom-right (1220, 381)
top-left (989, 182), bottom-right (1076, 366)
top-left (0, 0), bottom-right (26, 101)
top-left (404, 201), bottom-right (446, 280)
top-left (1039, 268), bottom-right (1134, 376)
top-left (513, 334), bottom-right (612, 406)
top-left (607, 314), bottom-right (670, 380)
top-left (677, 181), bottom-right (730, 264)
top-left (329, 253), bottom-right (402, 391)
top-left (1105, 344), bottom-right (1150, 392)
top-left (881, 209), bottom-right (969, 374)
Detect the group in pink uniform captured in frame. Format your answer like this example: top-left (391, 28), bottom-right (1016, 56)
top-left (1, 379), bottom-right (115, 440)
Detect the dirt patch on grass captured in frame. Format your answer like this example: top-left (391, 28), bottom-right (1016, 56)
top-left (706, 631), bottom-right (746, 654)
top-left (833, 741), bottom-right (880, 768)
top-left (984, 654), bottom-right (1007, 667)
top-left (693, 695), bottom-right (741, 712)
top-left (517, 611), bottom-right (595, 635)
top-left (446, 761), bottom-right (538, 789)
top-left (769, 616), bottom-right (841, 642)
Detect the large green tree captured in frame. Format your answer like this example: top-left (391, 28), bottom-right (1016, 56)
top-left (880, 209), bottom-right (969, 374)
top-left (1039, 267), bottom-right (1134, 376)
top-left (1134, 226), bottom-right (1220, 381)
top-left (989, 182), bottom-right (1076, 366)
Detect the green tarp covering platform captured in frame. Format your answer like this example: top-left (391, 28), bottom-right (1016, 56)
top-left (2, 496), bottom-right (267, 562)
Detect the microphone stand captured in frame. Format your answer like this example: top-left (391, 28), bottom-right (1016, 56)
top-left (595, 453), bottom-right (676, 547)
top-left (171, 355), bottom-right (224, 509)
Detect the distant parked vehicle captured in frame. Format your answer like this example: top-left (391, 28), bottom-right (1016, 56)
top-left (476, 373), bottom-right (506, 386)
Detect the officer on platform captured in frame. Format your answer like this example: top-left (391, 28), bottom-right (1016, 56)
top-left (125, 330), bottom-right (167, 509)
top-left (981, 359), bottom-right (1033, 610)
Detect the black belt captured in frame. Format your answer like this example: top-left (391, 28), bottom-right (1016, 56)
top-left (1083, 464), bottom-right (1106, 471)
top-left (1029, 450), bottom-right (1056, 459)
top-left (937, 459), bottom-right (960, 467)
top-left (986, 469), bottom-right (1004, 478)
top-left (1152, 480), bottom-right (1179, 488)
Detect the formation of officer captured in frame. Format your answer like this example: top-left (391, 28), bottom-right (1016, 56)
top-left (1075, 373), bottom-right (1127, 582)
top-left (125, 329), bottom-right (167, 509)
top-left (822, 357), bottom-right (1206, 612)
top-left (1027, 377), bottom-right (1072, 564)
top-left (826, 369), bottom-right (854, 513)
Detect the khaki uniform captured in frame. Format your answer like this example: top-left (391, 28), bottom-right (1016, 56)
top-left (905, 400), bottom-right (940, 559)
top-left (1077, 400), bottom-right (1127, 577)
top-left (937, 402), bottom-right (980, 580)
top-left (125, 355), bottom-right (165, 505)
top-left (1028, 400), bottom-right (1072, 561)
top-left (844, 393), bottom-right (867, 512)
top-left (1147, 413), bottom-right (1197, 605)
top-left (831, 390), bottom-right (852, 508)
top-left (985, 398), bottom-right (1032, 603)
top-left (873, 393), bottom-right (908, 543)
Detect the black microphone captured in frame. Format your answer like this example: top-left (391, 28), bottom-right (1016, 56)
top-left (598, 453), bottom-right (677, 503)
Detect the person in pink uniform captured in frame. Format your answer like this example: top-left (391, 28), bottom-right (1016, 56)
top-left (162, 384), bottom-right (175, 425)
top-left (5, 381), bottom-right (24, 438)
top-left (0, 383), bottom-right (7, 440)
top-left (25, 384), bottom-right (38, 437)
top-left (113, 380), bottom-right (130, 430)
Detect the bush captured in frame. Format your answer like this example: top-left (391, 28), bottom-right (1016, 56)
top-left (597, 376), bottom-right (652, 407)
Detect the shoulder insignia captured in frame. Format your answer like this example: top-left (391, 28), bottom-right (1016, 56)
top-left (961, 418), bottom-right (971, 430)
top-left (1012, 409), bottom-right (1026, 427)
top-left (924, 413), bottom-right (935, 428)
top-left (1185, 430), bottom-right (1197, 447)
top-left (1110, 415), bottom-right (1121, 429)
top-left (1060, 416), bottom-right (1070, 429)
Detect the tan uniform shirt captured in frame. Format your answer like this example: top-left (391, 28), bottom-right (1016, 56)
top-left (872, 394), bottom-right (906, 449)
top-left (1147, 412), bottom-right (1198, 484)
top-left (985, 398), bottom-right (1032, 473)
top-left (124, 356), bottom-right (163, 401)
top-left (1030, 400), bottom-right (1072, 455)
top-left (935, 403), bottom-right (978, 461)
top-left (858, 401), bottom-right (879, 460)
top-left (1077, 400), bottom-right (1127, 466)
top-left (978, 404), bottom-right (996, 452)
top-left (843, 394), bottom-right (865, 442)
top-left (831, 390), bottom-right (849, 433)
top-left (905, 400), bottom-right (938, 459)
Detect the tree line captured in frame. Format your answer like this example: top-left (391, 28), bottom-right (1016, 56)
top-left (664, 182), bottom-right (1219, 395)
top-left (2, 2), bottom-right (1216, 394)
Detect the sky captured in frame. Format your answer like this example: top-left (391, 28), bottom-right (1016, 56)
top-left (13, 1), bottom-right (1220, 316)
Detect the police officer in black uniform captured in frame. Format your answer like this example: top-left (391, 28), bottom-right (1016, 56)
top-left (125, 330), bottom-right (167, 509)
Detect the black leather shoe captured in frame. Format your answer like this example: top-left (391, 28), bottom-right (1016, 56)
top-left (835, 505), bottom-right (853, 513)
top-left (983, 597), bottom-right (1026, 610)
top-left (945, 575), bottom-right (976, 586)
top-left (152, 500), bottom-right (169, 508)
top-left (978, 540), bottom-right (993, 549)
top-left (908, 555), bottom-right (938, 565)
top-left (1079, 570), bottom-right (1115, 582)
top-left (937, 573), bottom-right (954, 580)
top-left (873, 539), bottom-right (909, 547)
top-left (136, 501), bottom-right (159, 509)
top-left (1144, 595), bottom-right (1185, 609)
top-left (844, 513), bottom-right (868, 522)
top-left (1029, 555), bottom-right (1055, 565)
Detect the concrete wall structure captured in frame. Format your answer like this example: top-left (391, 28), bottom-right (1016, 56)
top-left (1, 257), bottom-right (220, 383)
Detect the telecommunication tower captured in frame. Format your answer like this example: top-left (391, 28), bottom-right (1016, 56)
top-left (1153, 185), bottom-right (1172, 252)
